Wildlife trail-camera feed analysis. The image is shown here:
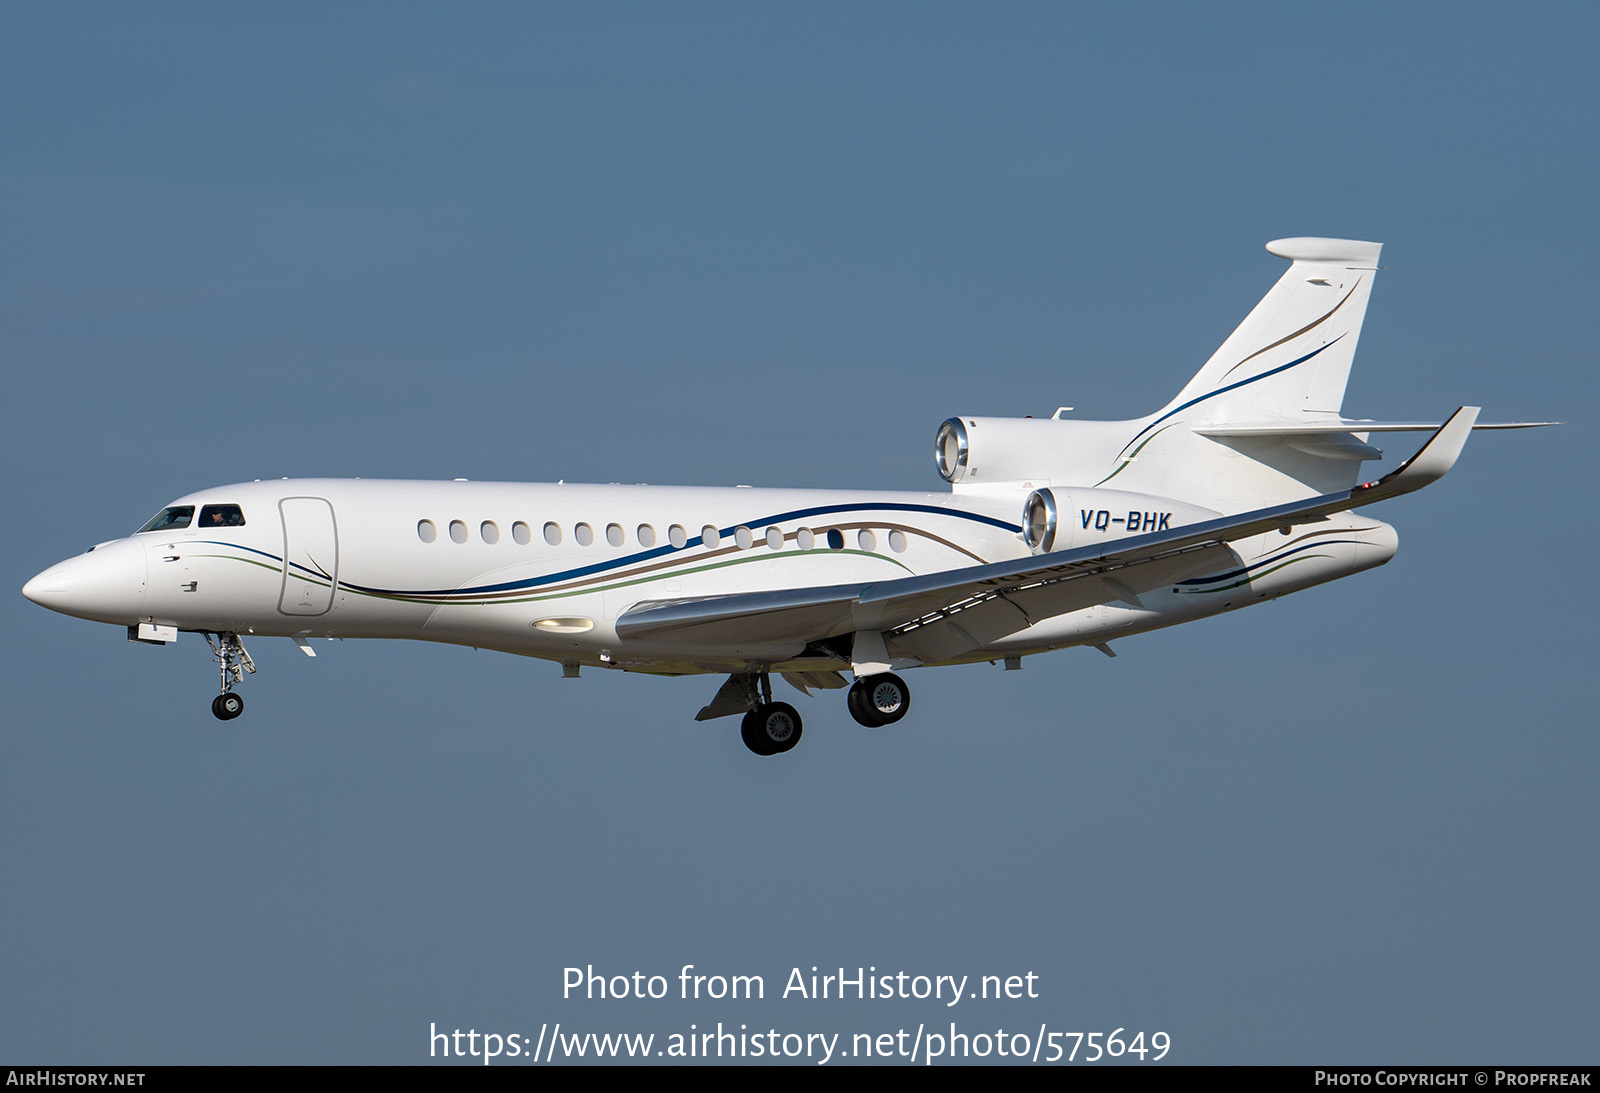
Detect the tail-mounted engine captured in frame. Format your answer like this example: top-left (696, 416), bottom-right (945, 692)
top-left (1022, 489), bottom-right (1058, 553)
top-left (934, 415), bottom-right (1128, 488)
top-left (934, 418), bottom-right (971, 483)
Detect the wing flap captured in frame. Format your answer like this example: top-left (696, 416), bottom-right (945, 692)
top-left (620, 583), bottom-right (867, 645)
top-left (891, 545), bottom-right (1238, 662)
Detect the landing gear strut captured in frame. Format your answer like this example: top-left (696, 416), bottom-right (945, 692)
top-left (205, 632), bottom-right (254, 721)
top-left (736, 672), bottom-right (804, 756)
top-left (847, 672), bottom-right (910, 728)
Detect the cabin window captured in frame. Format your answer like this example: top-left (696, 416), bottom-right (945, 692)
top-left (827, 529), bottom-right (845, 550)
top-left (449, 520), bottom-right (468, 544)
top-left (481, 521), bottom-right (500, 545)
top-left (512, 521), bottom-right (532, 545)
top-left (888, 529), bottom-right (907, 553)
top-left (199, 504), bottom-right (246, 528)
top-left (418, 519), bottom-right (437, 543)
top-left (765, 527), bottom-right (784, 550)
top-left (858, 529), bottom-right (876, 552)
top-left (734, 526), bottom-right (753, 550)
top-left (606, 522), bottom-right (625, 547)
top-left (701, 525), bottom-right (720, 549)
top-left (637, 524), bottom-right (657, 548)
top-left (668, 524), bottom-right (688, 549)
top-left (575, 522), bottom-right (594, 546)
top-left (138, 506), bottom-right (194, 533)
top-left (796, 527), bottom-right (815, 550)
top-left (543, 521), bottom-right (562, 545)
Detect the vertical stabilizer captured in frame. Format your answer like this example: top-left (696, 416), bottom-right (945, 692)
top-left (1161, 237), bottom-right (1382, 423)
top-left (943, 238), bottom-right (1396, 512)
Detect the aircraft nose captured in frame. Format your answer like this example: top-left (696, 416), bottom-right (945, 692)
top-left (23, 538), bottom-right (148, 624)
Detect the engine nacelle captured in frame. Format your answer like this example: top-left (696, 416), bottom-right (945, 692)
top-left (1022, 488), bottom-right (1058, 552)
top-left (1017, 485), bottom-right (1222, 556)
top-left (935, 415), bottom-right (1134, 487)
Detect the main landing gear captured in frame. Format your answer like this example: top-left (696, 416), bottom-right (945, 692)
top-left (741, 701), bottom-right (803, 756)
top-left (711, 669), bottom-right (914, 755)
top-left (735, 672), bottom-right (803, 756)
top-left (204, 631), bottom-right (254, 721)
top-left (846, 672), bottom-right (910, 728)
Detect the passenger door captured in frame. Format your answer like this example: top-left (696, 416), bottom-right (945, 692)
top-left (278, 497), bottom-right (338, 616)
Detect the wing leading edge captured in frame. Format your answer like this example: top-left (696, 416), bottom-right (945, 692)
top-left (615, 407), bottom-right (1481, 651)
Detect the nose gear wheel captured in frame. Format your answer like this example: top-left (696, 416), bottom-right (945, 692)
top-left (204, 632), bottom-right (255, 721)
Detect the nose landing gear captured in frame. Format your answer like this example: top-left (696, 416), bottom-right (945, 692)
top-left (719, 671), bottom-right (804, 756)
top-left (204, 632), bottom-right (255, 721)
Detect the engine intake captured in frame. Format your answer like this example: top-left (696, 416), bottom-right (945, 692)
top-left (1022, 489), bottom-right (1057, 554)
top-left (934, 419), bottom-right (970, 483)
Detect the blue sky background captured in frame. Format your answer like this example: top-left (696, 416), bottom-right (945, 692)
top-left (3, 3), bottom-right (1595, 1064)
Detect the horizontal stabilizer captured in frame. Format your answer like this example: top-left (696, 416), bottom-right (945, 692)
top-left (1199, 418), bottom-right (1558, 436)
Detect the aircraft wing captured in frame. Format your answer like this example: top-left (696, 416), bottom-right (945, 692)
top-left (615, 407), bottom-right (1480, 652)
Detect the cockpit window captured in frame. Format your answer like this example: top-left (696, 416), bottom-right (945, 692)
top-left (137, 506), bottom-right (194, 533)
top-left (199, 504), bottom-right (246, 528)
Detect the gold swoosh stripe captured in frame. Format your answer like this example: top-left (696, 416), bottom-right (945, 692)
top-left (1220, 276), bottom-right (1362, 381)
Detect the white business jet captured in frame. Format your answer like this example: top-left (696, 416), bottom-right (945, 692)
top-left (24, 238), bottom-right (1552, 755)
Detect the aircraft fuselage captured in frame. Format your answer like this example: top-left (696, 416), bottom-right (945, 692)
top-left (25, 477), bottom-right (1396, 677)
